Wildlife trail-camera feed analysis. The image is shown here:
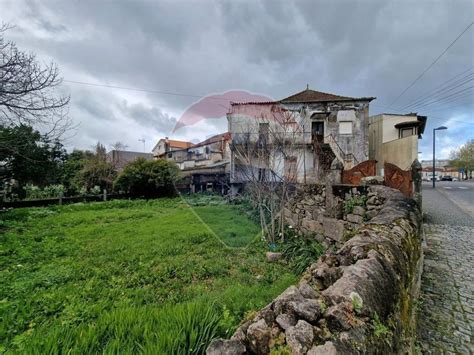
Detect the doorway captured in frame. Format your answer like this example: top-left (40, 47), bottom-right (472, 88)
top-left (312, 121), bottom-right (324, 143)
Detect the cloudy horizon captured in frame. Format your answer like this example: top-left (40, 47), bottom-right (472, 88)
top-left (1, 0), bottom-right (472, 160)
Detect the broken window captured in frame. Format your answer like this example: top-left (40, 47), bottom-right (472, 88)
top-left (312, 121), bottom-right (324, 142)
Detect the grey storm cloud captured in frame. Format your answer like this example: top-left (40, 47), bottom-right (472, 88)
top-left (0, 0), bottom-right (472, 156)
top-left (119, 101), bottom-right (177, 132)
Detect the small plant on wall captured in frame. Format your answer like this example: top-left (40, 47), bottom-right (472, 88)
top-left (280, 226), bottom-right (325, 274)
top-left (344, 195), bottom-right (367, 214)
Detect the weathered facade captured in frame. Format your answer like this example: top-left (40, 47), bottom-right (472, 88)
top-left (228, 88), bottom-right (375, 188)
top-left (154, 133), bottom-right (231, 193)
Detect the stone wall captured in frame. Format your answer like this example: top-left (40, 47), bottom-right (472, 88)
top-left (283, 184), bottom-right (387, 247)
top-left (207, 186), bottom-right (423, 354)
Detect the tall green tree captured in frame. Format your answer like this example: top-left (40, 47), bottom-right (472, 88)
top-left (61, 149), bottom-right (94, 195)
top-left (75, 143), bottom-right (116, 192)
top-left (115, 158), bottom-right (180, 197)
top-left (0, 124), bottom-right (67, 196)
top-left (449, 139), bottom-right (474, 179)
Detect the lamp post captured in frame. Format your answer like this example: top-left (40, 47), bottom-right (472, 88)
top-left (432, 126), bottom-right (448, 188)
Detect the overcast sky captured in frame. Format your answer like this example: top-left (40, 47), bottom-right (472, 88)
top-left (1, 0), bottom-right (473, 160)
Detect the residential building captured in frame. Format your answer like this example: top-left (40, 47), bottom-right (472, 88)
top-left (153, 133), bottom-right (231, 193)
top-left (152, 138), bottom-right (194, 158)
top-left (106, 150), bottom-right (154, 172)
top-left (420, 159), bottom-right (462, 180)
top-left (368, 113), bottom-right (427, 175)
top-left (228, 87), bottom-right (375, 186)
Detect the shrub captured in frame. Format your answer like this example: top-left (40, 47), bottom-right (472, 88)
top-left (372, 312), bottom-right (392, 338)
top-left (344, 195), bottom-right (367, 214)
top-left (281, 228), bottom-right (325, 274)
top-left (114, 158), bottom-right (180, 198)
top-left (23, 184), bottom-right (65, 200)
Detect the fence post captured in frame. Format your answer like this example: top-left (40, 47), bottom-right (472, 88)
top-left (59, 192), bottom-right (63, 206)
top-left (103, 189), bottom-right (107, 201)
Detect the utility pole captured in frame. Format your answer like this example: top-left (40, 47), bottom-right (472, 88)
top-left (138, 138), bottom-right (146, 153)
top-left (432, 126), bottom-right (448, 188)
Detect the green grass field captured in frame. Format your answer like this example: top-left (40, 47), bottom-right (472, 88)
top-left (0, 197), bottom-right (297, 353)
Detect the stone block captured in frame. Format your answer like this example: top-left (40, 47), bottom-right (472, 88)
top-left (346, 214), bottom-right (363, 224)
top-left (308, 341), bottom-right (338, 355)
top-left (286, 320), bottom-right (314, 355)
top-left (301, 218), bottom-right (323, 233)
top-left (298, 282), bottom-right (318, 299)
top-left (283, 208), bottom-right (293, 219)
top-left (366, 210), bottom-right (378, 220)
top-left (247, 319), bottom-right (271, 354)
top-left (322, 217), bottom-right (345, 242)
top-left (266, 252), bottom-right (283, 263)
top-left (274, 286), bottom-right (305, 315)
top-left (206, 339), bottom-right (247, 355)
top-left (289, 299), bottom-right (322, 322)
top-left (352, 206), bottom-right (366, 216)
top-left (276, 313), bottom-right (296, 330)
top-left (360, 176), bottom-right (384, 186)
top-left (206, 339), bottom-right (246, 355)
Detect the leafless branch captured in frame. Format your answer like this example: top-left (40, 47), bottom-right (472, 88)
top-left (0, 23), bottom-right (71, 140)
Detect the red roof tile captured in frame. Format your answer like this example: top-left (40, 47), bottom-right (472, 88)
top-left (280, 88), bottom-right (375, 103)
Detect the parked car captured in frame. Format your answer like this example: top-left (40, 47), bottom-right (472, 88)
top-left (441, 175), bottom-right (453, 181)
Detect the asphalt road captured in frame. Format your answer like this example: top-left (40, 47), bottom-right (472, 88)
top-left (422, 180), bottom-right (474, 227)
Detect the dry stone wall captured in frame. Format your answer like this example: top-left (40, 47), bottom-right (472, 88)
top-left (283, 184), bottom-right (387, 246)
top-left (207, 186), bottom-right (423, 354)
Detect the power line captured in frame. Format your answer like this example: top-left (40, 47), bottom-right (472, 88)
top-left (397, 66), bottom-right (473, 110)
top-left (63, 79), bottom-right (233, 102)
top-left (399, 75), bottom-right (473, 112)
top-left (422, 100), bottom-right (473, 114)
top-left (397, 69), bottom-right (473, 111)
top-left (370, 103), bottom-right (469, 121)
top-left (410, 86), bottom-right (474, 111)
top-left (388, 22), bottom-right (474, 108)
top-left (418, 94), bottom-right (474, 113)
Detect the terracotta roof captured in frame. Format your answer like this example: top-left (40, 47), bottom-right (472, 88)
top-left (280, 88), bottom-right (375, 103)
top-left (166, 139), bottom-right (194, 149)
top-left (193, 132), bottom-right (230, 147)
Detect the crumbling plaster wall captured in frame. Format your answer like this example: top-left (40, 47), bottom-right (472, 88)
top-left (208, 186), bottom-right (423, 354)
top-left (228, 101), bottom-right (370, 185)
top-left (282, 101), bottom-right (371, 165)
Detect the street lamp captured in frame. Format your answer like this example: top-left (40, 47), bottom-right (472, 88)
top-left (432, 126), bottom-right (448, 188)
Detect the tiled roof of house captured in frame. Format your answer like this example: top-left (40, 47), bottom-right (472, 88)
top-left (193, 132), bottom-right (230, 147)
top-left (166, 139), bottom-right (194, 149)
top-left (280, 88), bottom-right (375, 103)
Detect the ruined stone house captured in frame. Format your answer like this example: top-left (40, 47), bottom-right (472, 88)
top-left (227, 87), bottom-right (375, 190)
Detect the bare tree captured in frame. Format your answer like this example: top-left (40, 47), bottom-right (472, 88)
top-left (230, 106), bottom-right (305, 244)
top-left (110, 141), bottom-right (129, 151)
top-left (0, 24), bottom-right (71, 139)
